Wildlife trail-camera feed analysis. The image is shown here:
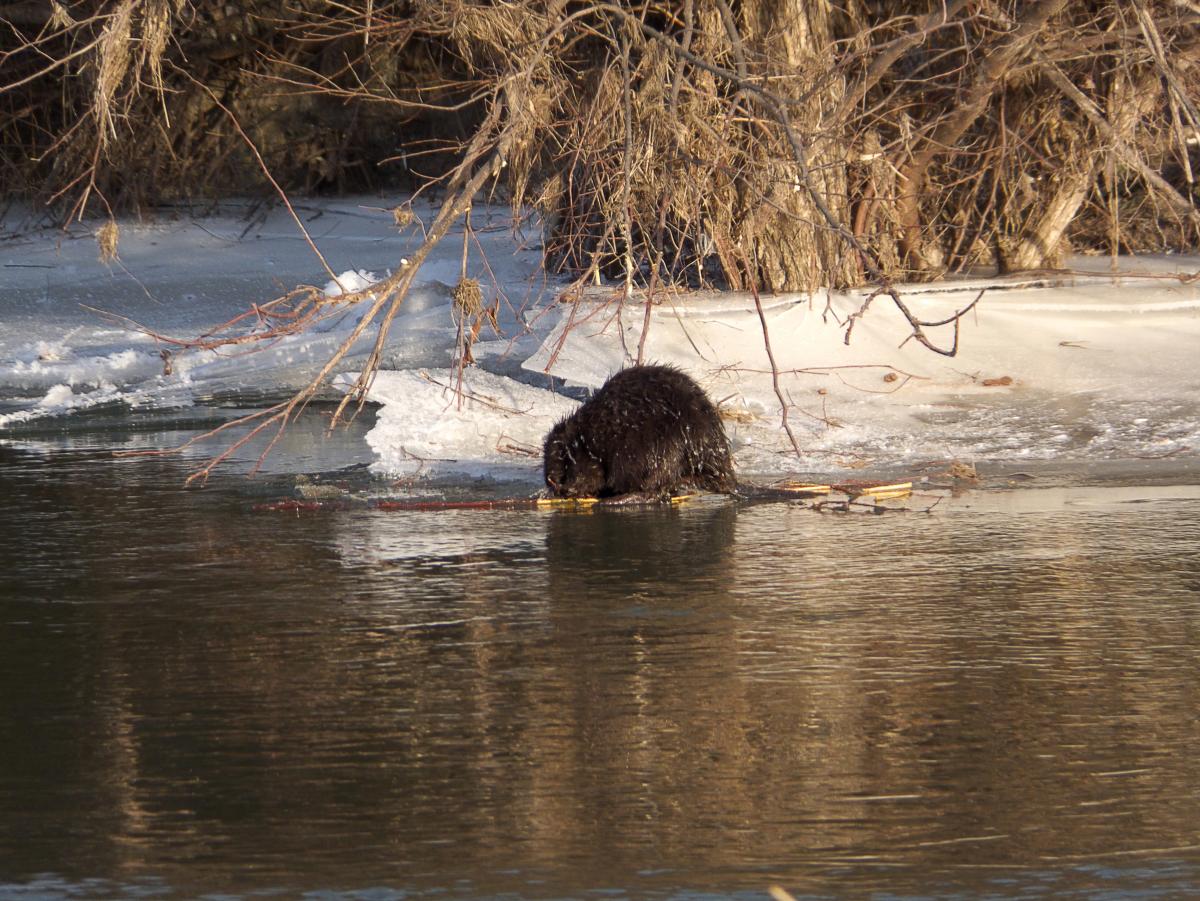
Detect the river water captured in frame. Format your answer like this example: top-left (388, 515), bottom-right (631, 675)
top-left (1, 422), bottom-right (1199, 900)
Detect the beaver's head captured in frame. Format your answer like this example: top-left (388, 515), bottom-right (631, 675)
top-left (543, 416), bottom-right (604, 498)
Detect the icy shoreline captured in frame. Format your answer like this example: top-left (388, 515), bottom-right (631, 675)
top-left (2, 199), bottom-right (1198, 480)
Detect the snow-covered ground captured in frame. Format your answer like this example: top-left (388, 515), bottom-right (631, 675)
top-left (2, 198), bottom-right (1198, 482)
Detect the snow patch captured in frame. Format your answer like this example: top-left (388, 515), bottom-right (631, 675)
top-left (324, 269), bottom-right (381, 297)
top-left (343, 368), bottom-right (577, 480)
top-left (40, 383), bottom-right (75, 406)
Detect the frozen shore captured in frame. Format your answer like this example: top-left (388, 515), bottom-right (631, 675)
top-left (2, 199), bottom-right (1198, 482)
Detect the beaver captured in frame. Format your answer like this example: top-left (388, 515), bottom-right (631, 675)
top-left (543, 365), bottom-right (736, 500)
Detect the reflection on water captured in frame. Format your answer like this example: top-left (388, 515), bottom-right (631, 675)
top-left (1, 443), bottom-right (1199, 899)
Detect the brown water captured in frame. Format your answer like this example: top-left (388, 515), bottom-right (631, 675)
top-left (1, 440), bottom-right (1199, 900)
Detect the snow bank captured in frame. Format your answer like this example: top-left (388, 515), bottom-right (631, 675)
top-left (2, 199), bottom-right (1198, 480)
top-left (513, 275), bottom-right (1200, 473)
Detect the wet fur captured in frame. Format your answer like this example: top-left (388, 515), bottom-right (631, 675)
top-left (543, 365), bottom-right (736, 499)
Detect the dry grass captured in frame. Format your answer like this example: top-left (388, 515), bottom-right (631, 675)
top-left (95, 218), bottom-right (119, 262)
top-left (2, 1), bottom-right (1196, 278)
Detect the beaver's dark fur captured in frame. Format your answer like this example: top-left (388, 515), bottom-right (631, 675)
top-left (543, 365), bottom-right (736, 499)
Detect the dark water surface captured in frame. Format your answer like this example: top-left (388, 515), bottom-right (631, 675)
top-left (1, 441), bottom-right (1199, 900)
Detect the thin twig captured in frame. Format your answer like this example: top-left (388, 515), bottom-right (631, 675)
top-left (172, 63), bottom-right (344, 289)
top-left (750, 282), bottom-right (804, 458)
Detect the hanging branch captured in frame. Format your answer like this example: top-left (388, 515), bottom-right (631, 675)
top-left (843, 287), bottom-right (985, 355)
top-left (750, 283), bottom-right (804, 457)
top-left (117, 97), bottom-right (515, 482)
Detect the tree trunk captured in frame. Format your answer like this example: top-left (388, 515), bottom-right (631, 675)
top-left (1006, 60), bottom-right (1179, 271)
top-left (896, 0), bottom-right (1071, 273)
top-left (1004, 164), bottom-right (1096, 271)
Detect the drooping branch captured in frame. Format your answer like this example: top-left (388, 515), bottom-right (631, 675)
top-left (175, 64), bottom-right (345, 289)
top-left (117, 94), bottom-right (516, 482)
top-left (843, 288), bottom-right (986, 358)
